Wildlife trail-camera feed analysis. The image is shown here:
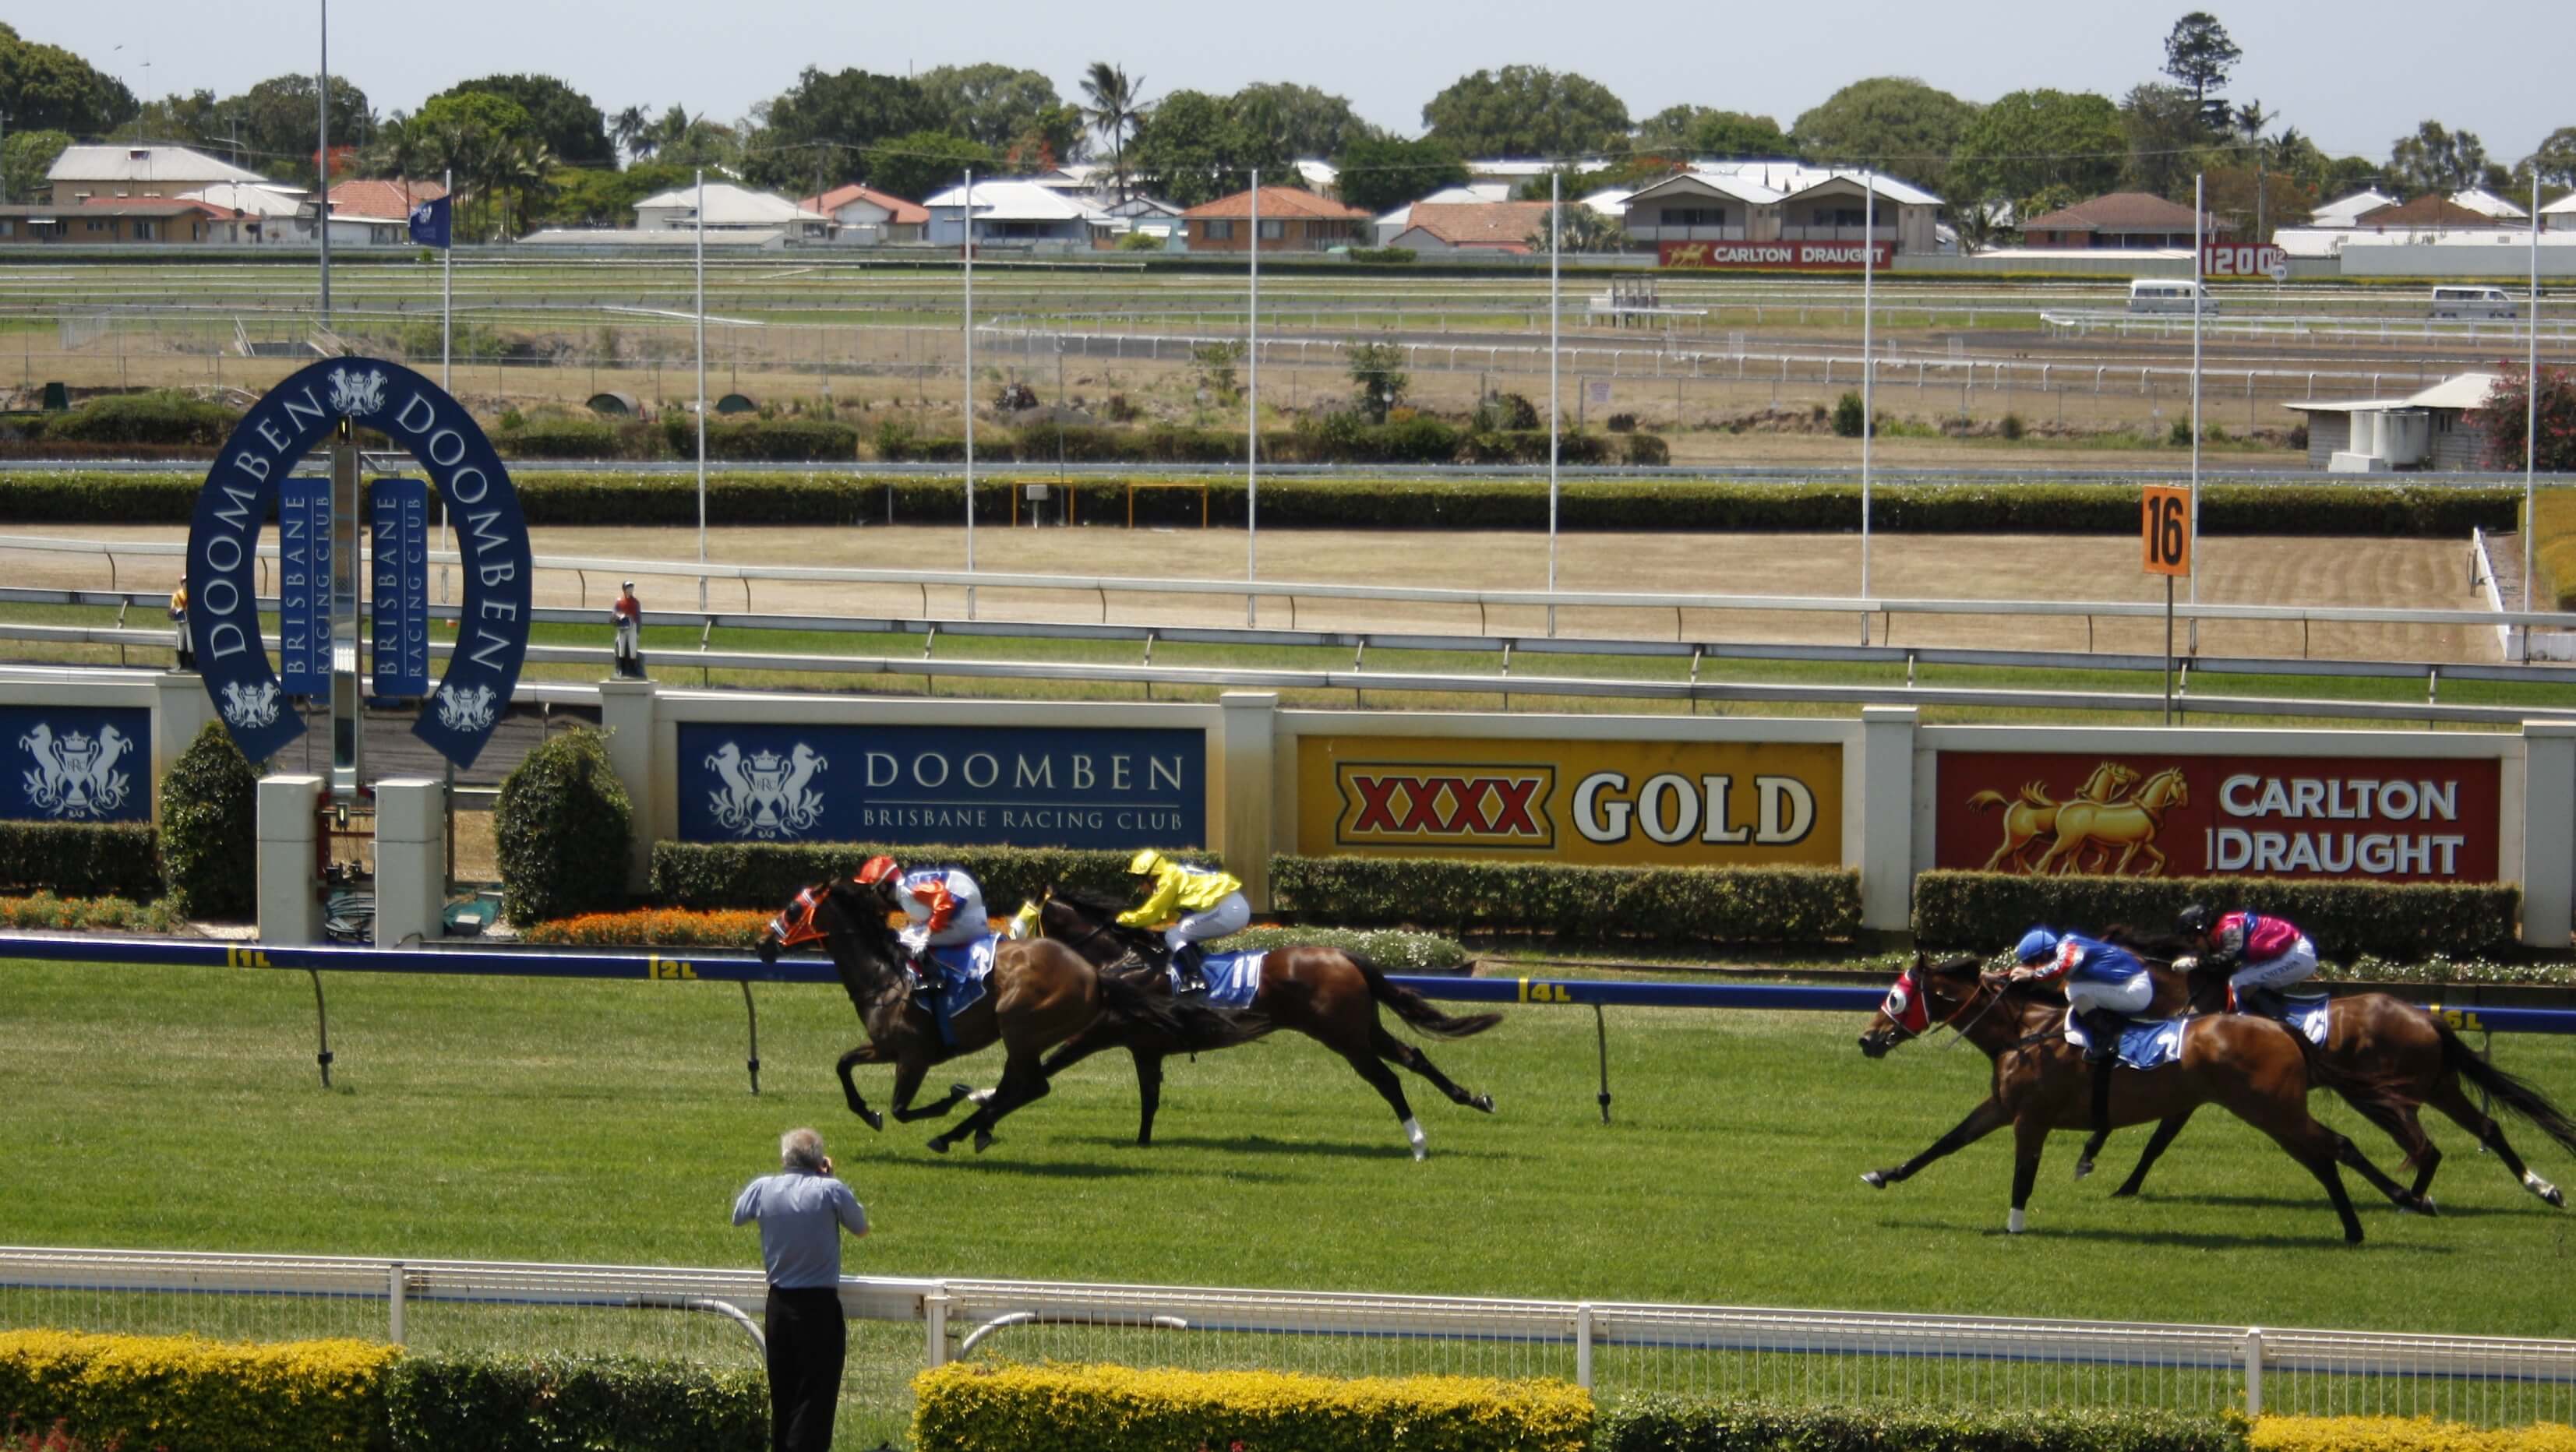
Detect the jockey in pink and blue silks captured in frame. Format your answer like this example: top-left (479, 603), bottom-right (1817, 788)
top-left (2177, 902), bottom-right (2317, 1017)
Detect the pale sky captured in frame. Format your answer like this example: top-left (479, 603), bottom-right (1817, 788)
top-left (37, 0), bottom-right (2571, 166)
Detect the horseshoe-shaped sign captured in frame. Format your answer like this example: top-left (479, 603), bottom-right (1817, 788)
top-left (187, 357), bottom-right (533, 770)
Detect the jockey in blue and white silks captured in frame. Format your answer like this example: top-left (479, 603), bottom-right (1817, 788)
top-left (2009, 927), bottom-right (2153, 1062)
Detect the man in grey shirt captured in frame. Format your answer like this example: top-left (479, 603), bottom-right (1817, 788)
top-left (733, 1127), bottom-right (869, 1452)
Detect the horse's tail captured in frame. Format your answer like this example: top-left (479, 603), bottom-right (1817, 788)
top-left (1967, 788), bottom-right (2010, 812)
top-left (1357, 959), bottom-right (1502, 1039)
top-left (2438, 1019), bottom-right (2576, 1159)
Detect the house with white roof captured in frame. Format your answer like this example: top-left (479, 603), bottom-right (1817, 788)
top-left (633, 182), bottom-right (832, 241)
top-left (923, 179), bottom-right (1110, 248)
top-left (2447, 188), bottom-right (2528, 220)
top-left (46, 143), bottom-right (266, 206)
top-left (2546, 192), bottom-right (2576, 231)
top-left (2310, 189), bottom-right (2397, 228)
top-left (1619, 163), bottom-right (1943, 257)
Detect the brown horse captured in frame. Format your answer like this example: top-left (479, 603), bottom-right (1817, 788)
top-left (2073, 950), bottom-right (2575, 1209)
top-left (1025, 887), bottom-right (1501, 1159)
top-left (1855, 953), bottom-right (2432, 1242)
top-left (760, 876), bottom-right (1198, 1155)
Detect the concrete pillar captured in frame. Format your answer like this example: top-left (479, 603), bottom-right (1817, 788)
top-left (1219, 692), bottom-right (1278, 910)
top-left (373, 777), bottom-right (446, 947)
top-left (256, 774), bottom-right (324, 945)
top-left (595, 678), bottom-right (658, 893)
top-left (150, 672), bottom-right (214, 826)
top-left (1858, 707), bottom-right (1918, 939)
top-left (2521, 723), bottom-right (2576, 948)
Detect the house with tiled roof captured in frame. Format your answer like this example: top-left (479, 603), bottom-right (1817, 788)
top-left (2020, 192), bottom-right (2232, 249)
top-left (2355, 194), bottom-right (2515, 231)
top-left (798, 184), bottom-right (928, 244)
top-left (0, 196), bottom-right (237, 244)
top-left (329, 178), bottom-right (446, 223)
top-left (1181, 185), bottom-right (1371, 252)
top-left (1385, 200), bottom-right (1556, 254)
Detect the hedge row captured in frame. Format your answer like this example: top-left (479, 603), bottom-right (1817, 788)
top-left (0, 470), bottom-right (2518, 537)
top-left (911, 1362), bottom-right (1593, 1452)
top-left (880, 421), bottom-right (1664, 467)
top-left (1595, 1397), bottom-right (2243, 1452)
top-left (650, 840), bottom-right (1216, 914)
top-left (0, 1330), bottom-right (765, 1452)
top-left (1271, 855), bottom-right (1860, 943)
top-left (0, 823), bottom-right (160, 900)
top-left (2251, 1417), bottom-right (2576, 1452)
top-left (1912, 870), bottom-right (2521, 960)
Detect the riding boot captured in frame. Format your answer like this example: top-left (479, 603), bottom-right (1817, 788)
top-left (2079, 1008), bottom-right (2124, 1064)
top-left (2239, 985), bottom-right (2285, 1018)
top-left (1172, 943), bottom-right (1206, 993)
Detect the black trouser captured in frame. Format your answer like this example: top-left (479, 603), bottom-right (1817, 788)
top-left (763, 1285), bottom-right (846, 1452)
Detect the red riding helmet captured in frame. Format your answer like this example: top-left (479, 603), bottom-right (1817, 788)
top-left (854, 855), bottom-right (900, 886)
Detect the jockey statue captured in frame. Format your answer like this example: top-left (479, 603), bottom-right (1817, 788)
top-left (2008, 926), bottom-right (2154, 1063)
top-left (1118, 848), bottom-right (1247, 993)
top-left (2176, 903), bottom-right (2317, 1018)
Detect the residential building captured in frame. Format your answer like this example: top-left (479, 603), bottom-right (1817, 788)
top-left (633, 182), bottom-right (833, 241)
top-left (2547, 192), bottom-right (2576, 231)
top-left (44, 143), bottom-right (265, 206)
top-left (1386, 200), bottom-right (1556, 254)
top-left (2448, 188), bottom-right (2529, 220)
top-left (174, 182), bottom-right (305, 241)
top-left (1620, 164), bottom-right (1943, 256)
top-left (2017, 192), bottom-right (2232, 249)
top-left (329, 178), bottom-right (445, 220)
top-left (0, 199), bottom-right (234, 244)
top-left (798, 184), bottom-right (929, 244)
top-left (923, 178), bottom-right (1111, 248)
top-left (2284, 372), bottom-right (2500, 472)
top-left (1374, 183), bottom-right (1516, 245)
top-left (2354, 195), bottom-right (2521, 231)
top-left (2310, 189), bottom-right (2397, 227)
top-left (1181, 186), bottom-right (1372, 252)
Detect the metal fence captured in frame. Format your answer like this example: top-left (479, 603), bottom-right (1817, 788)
top-left (3, 1246), bottom-right (2570, 1427)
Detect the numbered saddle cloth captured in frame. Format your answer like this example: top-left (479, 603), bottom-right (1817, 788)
top-left (2269, 992), bottom-right (2331, 1046)
top-left (1178, 950), bottom-right (1265, 1009)
top-left (923, 936), bottom-right (999, 1046)
top-left (2064, 1010), bottom-right (2189, 1070)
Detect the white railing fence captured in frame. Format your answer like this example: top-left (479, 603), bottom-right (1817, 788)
top-left (3, 1246), bottom-right (2571, 1428)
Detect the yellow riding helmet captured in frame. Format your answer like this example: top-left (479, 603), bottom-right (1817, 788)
top-left (1127, 848), bottom-right (1165, 876)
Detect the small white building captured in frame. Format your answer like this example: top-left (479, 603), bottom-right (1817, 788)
top-left (2285, 372), bottom-right (2501, 472)
top-left (2310, 189), bottom-right (2397, 227)
top-left (2449, 188), bottom-right (2530, 220)
top-left (633, 182), bottom-right (832, 241)
top-left (2547, 192), bottom-right (2576, 231)
top-left (923, 179), bottom-right (1110, 248)
top-left (797, 184), bottom-right (928, 244)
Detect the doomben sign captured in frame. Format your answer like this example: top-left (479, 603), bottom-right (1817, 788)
top-left (1297, 735), bottom-right (1842, 866)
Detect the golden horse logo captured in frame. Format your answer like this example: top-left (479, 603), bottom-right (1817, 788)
top-left (2031, 767), bottom-right (2190, 877)
top-left (1966, 760), bottom-right (2139, 873)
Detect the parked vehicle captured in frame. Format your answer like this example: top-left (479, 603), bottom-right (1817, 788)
top-left (2430, 285), bottom-right (2518, 320)
top-left (2127, 279), bottom-right (2218, 315)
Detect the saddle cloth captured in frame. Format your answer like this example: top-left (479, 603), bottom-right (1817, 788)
top-left (1177, 950), bottom-right (1265, 1009)
top-left (2064, 1010), bottom-right (2189, 1070)
top-left (922, 936), bottom-right (998, 1046)
top-left (2268, 992), bottom-right (2331, 1046)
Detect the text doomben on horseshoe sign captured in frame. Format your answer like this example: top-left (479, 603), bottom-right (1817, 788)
top-left (187, 358), bottom-right (532, 769)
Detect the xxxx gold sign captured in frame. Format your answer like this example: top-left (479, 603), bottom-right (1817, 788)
top-left (1297, 735), bottom-right (1842, 866)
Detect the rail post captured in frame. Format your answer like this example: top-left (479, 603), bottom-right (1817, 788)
top-left (925, 1287), bottom-right (951, 1367)
top-left (2243, 1326), bottom-right (2264, 1415)
top-left (387, 1263), bottom-right (408, 1345)
top-left (1574, 1302), bottom-right (1595, 1389)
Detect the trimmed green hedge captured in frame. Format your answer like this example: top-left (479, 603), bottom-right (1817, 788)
top-left (662, 414), bottom-right (859, 461)
top-left (1595, 1397), bottom-right (2245, 1452)
top-left (1271, 855), bottom-right (1859, 943)
top-left (159, 721), bottom-right (258, 918)
top-left (0, 1329), bottom-right (397, 1452)
top-left (35, 392), bottom-right (240, 447)
top-left (494, 728), bottom-right (633, 925)
top-left (0, 470), bottom-right (2517, 536)
top-left (383, 1352), bottom-right (765, 1452)
top-left (650, 840), bottom-right (1219, 913)
top-left (0, 822), bottom-right (159, 899)
top-left (1912, 869), bottom-right (2521, 960)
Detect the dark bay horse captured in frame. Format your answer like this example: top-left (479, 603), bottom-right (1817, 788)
top-left (2073, 950), bottom-right (2575, 1209)
top-left (760, 876), bottom-right (1195, 1155)
top-left (1026, 888), bottom-right (1501, 1159)
top-left (1856, 954), bottom-right (2432, 1242)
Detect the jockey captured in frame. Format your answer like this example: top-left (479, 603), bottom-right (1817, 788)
top-left (2009, 926), bottom-right (2153, 1063)
top-left (856, 857), bottom-right (993, 971)
top-left (2177, 903), bottom-right (2317, 1017)
top-left (1118, 848), bottom-right (1247, 992)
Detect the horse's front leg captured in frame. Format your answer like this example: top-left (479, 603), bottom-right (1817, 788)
top-left (1134, 1049), bottom-right (1165, 1147)
top-left (836, 1043), bottom-right (886, 1132)
top-left (1862, 1094), bottom-right (2010, 1189)
top-left (2007, 1115), bottom-right (2049, 1234)
top-left (888, 1056), bottom-right (976, 1125)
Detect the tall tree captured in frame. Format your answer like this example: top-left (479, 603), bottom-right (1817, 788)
top-left (2119, 83), bottom-right (2206, 199)
top-left (0, 23), bottom-right (137, 136)
top-left (870, 130), bottom-right (997, 204)
top-left (2387, 120), bottom-right (2487, 197)
top-left (748, 67), bottom-right (940, 191)
top-left (428, 74), bottom-right (611, 167)
top-left (1948, 89), bottom-right (2123, 210)
top-left (1332, 132), bottom-right (1466, 214)
top-left (610, 106), bottom-right (650, 162)
top-left (231, 73), bottom-right (375, 185)
top-left (130, 90), bottom-right (224, 153)
top-left (1634, 104), bottom-right (1789, 158)
top-left (1130, 89), bottom-right (1290, 207)
top-left (0, 126), bottom-right (71, 203)
top-left (1420, 65), bottom-right (1630, 158)
top-left (916, 64), bottom-right (1067, 152)
top-left (1791, 77), bottom-right (1976, 198)
top-left (413, 90), bottom-right (533, 239)
top-left (2161, 11), bottom-right (2243, 131)
top-left (1231, 82), bottom-right (1364, 158)
top-left (2518, 127), bottom-right (2576, 189)
top-left (1079, 62), bottom-right (1149, 200)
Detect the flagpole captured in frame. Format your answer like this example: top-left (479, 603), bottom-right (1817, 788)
top-left (693, 168), bottom-right (708, 615)
top-left (1547, 169), bottom-right (1559, 637)
top-left (964, 167), bottom-right (977, 621)
top-left (2528, 170), bottom-right (2542, 626)
top-left (439, 168), bottom-right (452, 390)
top-left (316, 0), bottom-right (330, 330)
top-left (1860, 168), bottom-right (1875, 624)
top-left (1246, 170), bottom-right (1260, 628)
top-left (2190, 171), bottom-right (2204, 651)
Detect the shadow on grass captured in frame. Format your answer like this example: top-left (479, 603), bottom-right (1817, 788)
top-left (1090, 1133), bottom-right (1505, 1163)
top-left (1874, 1214), bottom-right (2458, 1252)
top-left (2115, 1189), bottom-right (2528, 1221)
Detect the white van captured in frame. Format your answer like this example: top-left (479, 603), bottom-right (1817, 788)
top-left (2127, 279), bottom-right (2218, 315)
top-left (2430, 285), bottom-right (2518, 320)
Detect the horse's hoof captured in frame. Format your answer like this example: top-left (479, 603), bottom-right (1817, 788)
top-left (2110, 1184), bottom-right (2140, 1200)
top-left (948, 1082), bottom-right (979, 1103)
top-left (2401, 1194), bottom-right (2438, 1218)
top-left (973, 1129), bottom-right (995, 1154)
top-left (1411, 1144), bottom-right (1428, 1162)
top-left (1861, 1171), bottom-right (1888, 1190)
top-left (926, 1137), bottom-right (950, 1155)
top-left (859, 1108), bottom-right (884, 1133)
top-left (2073, 1158), bottom-right (2094, 1182)
top-left (1470, 1094), bottom-right (1494, 1115)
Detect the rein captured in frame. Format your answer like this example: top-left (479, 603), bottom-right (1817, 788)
top-left (1042, 896), bottom-right (1132, 964)
top-left (1931, 976), bottom-right (2010, 1051)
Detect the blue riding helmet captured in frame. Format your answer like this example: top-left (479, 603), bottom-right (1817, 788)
top-left (2013, 927), bottom-right (2061, 964)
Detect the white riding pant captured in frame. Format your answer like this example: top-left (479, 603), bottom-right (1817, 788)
top-left (1163, 892), bottom-right (1251, 955)
top-left (2228, 936), bottom-right (2318, 992)
top-left (2067, 972), bottom-right (2154, 1019)
top-left (899, 900), bottom-right (992, 955)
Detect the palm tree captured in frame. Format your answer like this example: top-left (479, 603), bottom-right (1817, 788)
top-left (365, 112), bottom-right (426, 186)
top-left (1080, 62), bottom-right (1148, 202)
top-left (501, 139), bottom-right (558, 238)
top-left (611, 106), bottom-right (651, 164)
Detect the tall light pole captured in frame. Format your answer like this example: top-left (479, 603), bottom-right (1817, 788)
top-left (1547, 170), bottom-right (1559, 636)
top-left (694, 169), bottom-right (708, 612)
top-left (1246, 171), bottom-right (1260, 626)
top-left (2528, 171), bottom-right (2542, 622)
top-left (1860, 170), bottom-right (1876, 617)
top-left (316, 0), bottom-right (331, 329)
top-left (2190, 172), bottom-right (2205, 646)
top-left (963, 167), bottom-right (977, 619)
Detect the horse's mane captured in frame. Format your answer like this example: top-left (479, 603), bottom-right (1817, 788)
top-left (1053, 885), bottom-right (1134, 918)
top-left (2100, 922), bottom-right (2193, 965)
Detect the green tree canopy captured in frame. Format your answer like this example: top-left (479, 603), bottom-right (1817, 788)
top-left (1791, 76), bottom-right (1975, 198)
top-left (1420, 65), bottom-right (1630, 158)
top-left (1231, 82), bottom-right (1366, 157)
top-left (916, 64), bottom-right (1071, 153)
top-left (2387, 119), bottom-right (2486, 196)
top-left (1950, 89), bottom-right (2123, 210)
top-left (2522, 127), bottom-right (2576, 190)
top-left (0, 23), bottom-right (136, 135)
top-left (1332, 132), bottom-right (1466, 215)
top-left (2119, 83), bottom-right (2205, 199)
top-left (535, 160), bottom-right (697, 227)
top-left (870, 130), bottom-right (997, 204)
top-left (412, 90), bottom-right (535, 238)
top-left (2161, 11), bottom-right (2243, 131)
top-left (0, 126), bottom-right (70, 203)
top-left (748, 67), bottom-right (940, 191)
top-left (1131, 89), bottom-right (1291, 207)
top-left (1632, 104), bottom-right (1790, 159)
top-left (427, 73), bottom-right (611, 166)
top-left (232, 73), bottom-right (376, 185)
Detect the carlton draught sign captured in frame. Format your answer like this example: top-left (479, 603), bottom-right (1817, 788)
top-left (1660, 240), bottom-right (1893, 271)
top-left (1934, 751), bottom-right (2501, 881)
top-left (1297, 735), bottom-right (1841, 866)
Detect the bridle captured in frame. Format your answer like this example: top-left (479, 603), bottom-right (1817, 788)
top-left (1901, 967), bottom-right (2012, 1052)
top-left (1036, 890), bottom-right (1131, 964)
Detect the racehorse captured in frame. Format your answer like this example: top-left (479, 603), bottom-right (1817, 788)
top-left (1855, 953), bottom-right (2433, 1242)
top-left (2071, 947), bottom-right (2575, 1209)
top-left (1025, 887), bottom-right (1501, 1160)
top-left (760, 876), bottom-right (1197, 1155)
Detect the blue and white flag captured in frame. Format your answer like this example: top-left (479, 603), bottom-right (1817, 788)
top-left (407, 194), bottom-right (451, 248)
